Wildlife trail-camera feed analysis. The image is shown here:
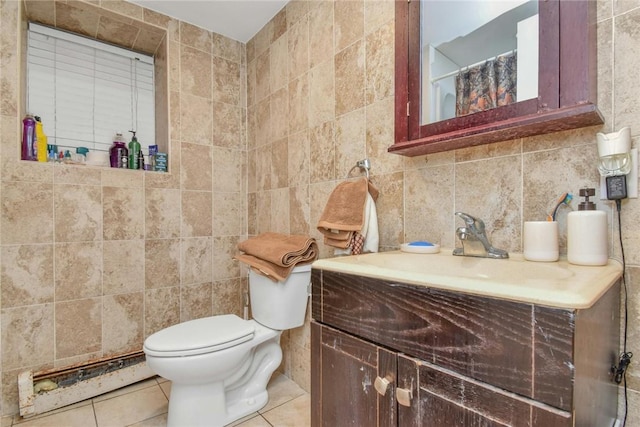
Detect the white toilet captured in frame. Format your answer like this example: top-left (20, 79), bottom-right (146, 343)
top-left (143, 264), bottom-right (312, 427)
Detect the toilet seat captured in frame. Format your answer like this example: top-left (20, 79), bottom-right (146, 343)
top-left (144, 314), bottom-right (255, 357)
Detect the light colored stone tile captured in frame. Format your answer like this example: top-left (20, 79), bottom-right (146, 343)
top-left (102, 240), bottom-right (145, 295)
top-left (103, 292), bottom-right (143, 356)
top-left (230, 414), bottom-right (270, 427)
top-left (92, 377), bottom-right (159, 403)
top-left (181, 191), bottom-right (213, 237)
top-left (180, 45), bottom-right (212, 99)
top-left (256, 191), bottom-right (272, 235)
top-left (144, 287), bottom-right (180, 337)
top-left (271, 137), bottom-right (289, 189)
top-left (366, 97), bottom-right (402, 176)
top-left (289, 186), bottom-right (310, 236)
top-left (335, 108), bottom-right (366, 180)
top-left (2, 304), bottom-right (54, 370)
top-left (145, 188), bottom-right (182, 239)
top-left (212, 33), bottom-right (243, 64)
top-left (181, 237), bottom-right (213, 285)
top-left (212, 277), bottom-right (244, 317)
top-left (93, 383), bottom-right (168, 427)
top-left (597, 18), bottom-right (614, 130)
top-left (1, 244), bottom-right (54, 308)
top-left (213, 56), bottom-right (241, 106)
top-left (373, 172), bottom-right (404, 249)
top-left (1, 182), bottom-right (54, 245)
top-left (271, 188), bottom-right (290, 235)
top-left (256, 144), bottom-right (273, 191)
top-left (309, 121), bottom-right (336, 183)
top-left (55, 298), bottom-right (102, 359)
top-left (288, 131), bottom-right (310, 188)
top-left (180, 94), bottom-right (213, 144)
top-left (614, 7), bottom-right (640, 131)
top-left (334, 0), bottom-right (363, 53)
top-left (287, 1), bottom-right (309, 28)
top-left (288, 75), bottom-right (309, 135)
top-left (455, 155), bottom-right (522, 254)
top-left (145, 239), bottom-right (181, 290)
top-left (103, 186), bottom-right (144, 240)
top-left (255, 51), bottom-right (271, 103)
top-left (404, 165), bottom-right (455, 248)
top-left (270, 33), bottom-right (289, 92)
top-left (180, 21), bottom-right (211, 52)
top-left (213, 147), bottom-right (244, 193)
top-left (213, 236), bottom-right (241, 281)
top-left (213, 192), bottom-right (244, 236)
top-left (365, 21), bottom-right (394, 105)
top-left (55, 242), bottom-right (102, 301)
top-left (335, 40), bottom-right (365, 117)
top-left (364, 0), bottom-right (394, 35)
top-left (309, 1), bottom-right (334, 69)
top-left (181, 142), bottom-right (213, 191)
top-left (288, 15), bottom-right (309, 81)
top-left (180, 282), bottom-right (213, 321)
top-left (13, 403), bottom-right (96, 427)
top-left (262, 393), bottom-right (310, 427)
top-left (271, 88), bottom-right (289, 142)
top-left (213, 102), bottom-right (243, 149)
top-left (309, 59), bottom-right (336, 127)
top-left (260, 374), bottom-right (306, 413)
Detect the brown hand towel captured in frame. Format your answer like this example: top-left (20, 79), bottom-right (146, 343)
top-left (317, 178), bottom-right (379, 248)
top-left (234, 233), bottom-right (318, 282)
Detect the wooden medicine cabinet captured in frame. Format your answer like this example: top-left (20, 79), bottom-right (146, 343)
top-left (391, 0), bottom-right (603, 157)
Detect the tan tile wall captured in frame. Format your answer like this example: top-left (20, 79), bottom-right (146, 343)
top-left (0, 0), bottom-right (246, 415)
top-left (248, 0), bottom-right (640, 420)
top-left (1, 0), bottom-right (640, 421)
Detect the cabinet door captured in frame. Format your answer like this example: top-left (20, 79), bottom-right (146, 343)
top-left (311, 321), bottom-right (396, 427)
top-left (397, 355), bottom-right (572, 427)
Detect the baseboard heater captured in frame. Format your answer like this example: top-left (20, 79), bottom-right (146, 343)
top-left (18, 351), bottom-right (154, 418)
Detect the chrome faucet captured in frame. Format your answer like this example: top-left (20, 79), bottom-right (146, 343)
top-left (452, 212), bottom-right (509, 259)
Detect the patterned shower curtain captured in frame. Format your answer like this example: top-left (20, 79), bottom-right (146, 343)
top-left (455, 53), bottom-right (517, 117)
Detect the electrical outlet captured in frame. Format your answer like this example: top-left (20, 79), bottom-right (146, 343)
top-left (600, 148), bottom-right (638, 199)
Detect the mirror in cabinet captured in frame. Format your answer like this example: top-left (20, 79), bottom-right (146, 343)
top-left (392, 0), bottom-right (603, 157)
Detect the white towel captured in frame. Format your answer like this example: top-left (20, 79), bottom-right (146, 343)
top-left (335, 192), bottom-right (379, 255)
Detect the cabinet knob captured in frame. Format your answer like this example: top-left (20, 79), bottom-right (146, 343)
top-left (396, 387), bottom-right (413, 407)
top-left (374, 376), bottom-right (391, 396)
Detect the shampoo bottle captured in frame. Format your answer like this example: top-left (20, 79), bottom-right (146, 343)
top-left (128, 130), bottom-right (141, 170)
top-left (567, 188), bottom-right (608, 266)
top-left (21, 114), bottom-right (36, 161)
top-left (34, 116), bottom-right (48, 162)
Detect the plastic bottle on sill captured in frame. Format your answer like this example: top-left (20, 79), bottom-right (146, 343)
top-left (128, 130), bottom-right (141, 170)
top-left (109, 133), bottom-right (128, 168)
top-left (34, 116), bottom-right (48, 162)
top-left (21, 114), bottom-right (36, 161)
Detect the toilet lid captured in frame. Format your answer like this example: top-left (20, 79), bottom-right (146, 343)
top-left (143, 314), bottom-right (255, 357)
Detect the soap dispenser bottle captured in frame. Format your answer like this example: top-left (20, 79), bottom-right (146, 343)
top-left (567, 188), bottom-right (608, 266)
top-left (128, 130), bottom-right (141, 170)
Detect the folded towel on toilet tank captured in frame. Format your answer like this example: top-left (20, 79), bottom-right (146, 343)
top-left (234, 232), bottom-right (318, 282)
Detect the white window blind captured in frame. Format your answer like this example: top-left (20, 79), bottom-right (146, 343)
top-left (27, 23), bottom-right (155, 154)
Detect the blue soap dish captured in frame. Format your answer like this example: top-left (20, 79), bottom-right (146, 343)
top-left (400, 241), bottom-right (440, 254)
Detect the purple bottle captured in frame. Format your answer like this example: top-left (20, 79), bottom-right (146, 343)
top-left (21, 115), bottom-right (36, 161)
top-left (109, 133), bottom-right (128, 168)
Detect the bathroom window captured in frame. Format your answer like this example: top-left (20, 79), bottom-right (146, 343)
top-left (26, 23), bottom-right (156, 155)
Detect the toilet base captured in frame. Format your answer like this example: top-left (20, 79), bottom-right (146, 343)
top-left (167, 382), bottom-right (269, 427)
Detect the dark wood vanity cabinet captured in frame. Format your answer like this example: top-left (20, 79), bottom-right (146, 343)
top-left (311, 269), bottom-right (620, 427)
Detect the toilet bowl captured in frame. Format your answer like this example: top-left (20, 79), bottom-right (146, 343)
top-left (143, 263), bottom-right (312, 427)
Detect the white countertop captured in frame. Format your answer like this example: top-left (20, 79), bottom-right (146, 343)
top-left (312, 250), bottom-right (622, 309)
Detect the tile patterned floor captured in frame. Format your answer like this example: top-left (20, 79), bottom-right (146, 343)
top-left (3, 374), bottom-right (309, 427)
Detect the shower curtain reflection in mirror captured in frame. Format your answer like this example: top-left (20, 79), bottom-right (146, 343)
top-left (455, 52), bottom-right (517, 117)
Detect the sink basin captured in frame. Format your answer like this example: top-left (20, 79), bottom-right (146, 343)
top-left (312, 250), bottom-right (622, 309)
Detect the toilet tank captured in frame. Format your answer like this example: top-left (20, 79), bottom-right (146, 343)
top-left (249, 263), bottom-right (312, 330)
